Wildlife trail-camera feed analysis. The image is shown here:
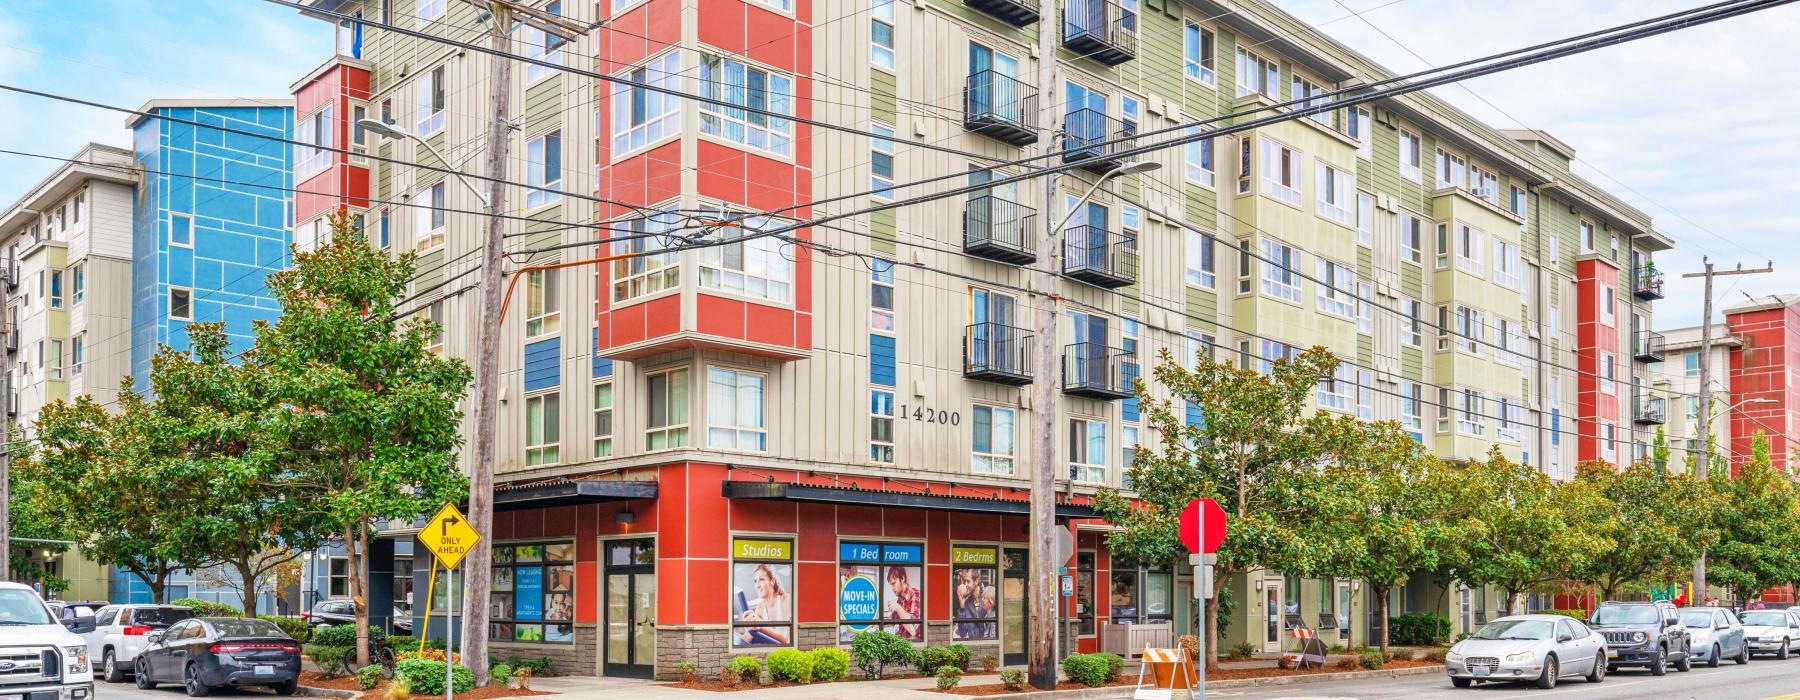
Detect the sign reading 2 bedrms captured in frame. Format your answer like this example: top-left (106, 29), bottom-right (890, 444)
top-left (419, 503), bottom-right (482, 570)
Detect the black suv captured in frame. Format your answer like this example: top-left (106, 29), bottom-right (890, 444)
top-left (1589, 601), bottom-right (1691, 675)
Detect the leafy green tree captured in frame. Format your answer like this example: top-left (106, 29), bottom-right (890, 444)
top-left (1568, 460), bottom-right (1718, 601)
top-left (1096, 346), bottom-right (1338, 666)
top-left (254, 213), bottom-right (471, 665)
top-left (6, 439), bottom-right (72, 587)
top-left (1447, 450), bottom-right (1609, 611)
top-left (1706, 431), bottom-right (1800, 602)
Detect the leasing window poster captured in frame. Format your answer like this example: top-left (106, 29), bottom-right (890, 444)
top-left (488, 541), bottom-right (574, 644)
top-left (838, 542), bottom-right (923, 642)
top-left (951, 546), bottom-right (999, 640)
top-left (731, 538), bottom-right (794, 648)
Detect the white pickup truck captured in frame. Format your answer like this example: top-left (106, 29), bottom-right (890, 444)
top-left (0, 582), bottom-right (95, 700)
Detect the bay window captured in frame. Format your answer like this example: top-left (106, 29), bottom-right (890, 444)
top-left (1259, 238), bottom-right (1301, 303)
top-left (699, 54), bottom-right (795, 157)
top-left (1315, 162), bottom-right (1354, 225)
top-left (611, 52), bottom-right (682, 155)
top-left (707, 367), bottom-right (767, 452)
top-left (646, 367), bottom-right (691, 450)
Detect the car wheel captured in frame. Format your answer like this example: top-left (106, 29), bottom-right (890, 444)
top-left (1536, 655), bottom-right (1558, 689)
top-left (1737, 642), bottom-right (1750, 665)
top-left (1781, 639), bottom-right (1791, 660)
top-left (1650, 646), bottom-right (1668, 676)
top-left (102, 650), bottom-right (124, 683)
top-left (1676, 646), bottom-right (1692, 672)
top-left (1585, 654), bottom-right (1605, 683)
top-left (1708, 643), bottom-right (1721, 668)
top-left (134, 659), bottom-right (156, 690)
top-left (273, 680), bottom-right (299, 696)
top-left (184, 663), bottom-right (211, 697)
top-left (1451, 677), bottom-right (1472, 688)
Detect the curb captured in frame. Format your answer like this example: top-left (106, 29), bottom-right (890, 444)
top-left (297, 687), bottom-right (360, 698)
top-left (966, 665), bottom-right (1446, 698)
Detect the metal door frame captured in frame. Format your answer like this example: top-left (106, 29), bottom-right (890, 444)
top-left (601, 537), bottom-right (656, 679)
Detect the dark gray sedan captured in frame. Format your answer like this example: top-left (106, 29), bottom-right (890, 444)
top-left (134, 617), bottom-right (301, 696)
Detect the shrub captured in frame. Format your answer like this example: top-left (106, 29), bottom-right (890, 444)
top-left (916, 646), bottom-right (957, 675)
top-left (1538, 608), bottom-right (1588, 620)
top-left (1421, 648), bottom-right (1448, 663)
top-left (356, 664), bottom-right (384, 690)
top-left (1359, 650), bottom-right (1386, 670)
top-left (303, 645), bottom-right (352, 678)
top-left (676, 661), bottom-right (698, 684)
top-left (727, 655), bottom-right (763, 684)
top-left (1062, 654), bottom-right (1111, 687)
top-left (977, 654), bottom-right (999, 673)
top-left (1225, 642), bottom-right (1257, 661)
top-left (393, 659), bottom-right (473, 695)
top-left (260, 615), bottom-right (310, 643)
top-left (1097, 653), bottom-right (1124, 683)
top-left (944, 644), bottom-right (972, 671)
top-left (935, 667), bottom-right (963, 690)
top-left (1334, 655), bottom-right (1360, 670)
top-left (1387, 613), bottom-right (1452, 646)
top-left (506, 656), bottom-right (554, 676)
top-left (999, 668), bottom-right (1027, 691)
top-left (849, 630), bottom-right (916, 679)
top-left (766, 649), bottom-right (814, 684)
top-left (489, 664), bottom-right (514, 685)
top-left (310, 624), bottom-right (386, 648)
top-left (809, 648), bottom-right (850, 683)
top-left (171, 598), bottom-right (241, 617)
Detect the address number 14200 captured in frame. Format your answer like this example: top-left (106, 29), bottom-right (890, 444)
top-left (895, 404), bottom-right (961, 426)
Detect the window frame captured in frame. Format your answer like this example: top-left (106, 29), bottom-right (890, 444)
top-left (1183, 22), bottom-right (1216, 86)
top-left (522, 0), bottom-right (566, 84)
top-left (699, 54), bottom-right (796, 158)
top-left (416, 65), bottom-right (446, 137)
top-left (645, 366), bottom-right (692, 450)
top-left (168, 286), bottom-right (193, 321)
top-left (593, 380), bottom-right (614, 457)
top-left (487, 541), bottom-right (577, 644)
top-left (706, 366), bottom-right (768, 452)
top-left (1068, 417), bottom-right (1107, 484)
top-left (1259, 137), bottom-right (1301, 206)
top-left (1258, 237), bottom-right (1302, 304)
top-left (1314, 161), bottom-right (1355, 226)
top-left (525, 129), bottom-right (563, 210)
top-left (611, 51), bottom-right (682, 157)
top-left (1184, 229), bottom-right (1215, 289)
top-left (170, 213), bottom-right (194, 248)
top-left (971, 404), bottom-right (1016, 475)
top-left (416, 181), bottom-right (446, 251)
top-left (524, 391), bottom-right (562, 466)
top-left (870, 0), bottom-right (896, 71)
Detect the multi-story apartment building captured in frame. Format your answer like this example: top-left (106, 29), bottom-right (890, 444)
top-left (286, 0), bottom-right (1669, 678)
top-left (1719, 294), bottom-right (1800, 471)
top-left (1652, 324), bottom-right (1734, 469)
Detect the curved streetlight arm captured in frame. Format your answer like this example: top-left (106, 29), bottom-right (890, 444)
top-left (358, 118), bottom-right (490, 207)
top-left (1050, 162), bottom-right (1162, 233)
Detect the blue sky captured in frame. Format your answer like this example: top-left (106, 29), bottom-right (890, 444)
top-left (0, 0), bottom-right (1794, 328)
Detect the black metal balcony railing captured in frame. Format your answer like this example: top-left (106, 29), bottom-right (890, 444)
top-left (964, 0), bottom-right (1039, 28)
top-left (1062, 225), bottom-right (1139, 289)
top-left (1634, 329), bottom-right (1667, 363)
top-left (1063, 342), bottom-right (1136, 400)
top-left (2, 260), bottom-right (15, 291)
top-left (964, 71), bottom-right (1039, 146)
top-left (1060, 108), bottom-right (1135, 174)
top-left (964, 323), bottom-right (1034, 386)
top-left (964, 195), bottom-right (1038, 265)
top-left (1634, 265), bottom-right (1665, 300)
top-left (1060, 0), bottom-right (1137, 66)
top-left (1635, 392), bottom-right (1666, 425)
top-left (2, 322), bottom-right (15, 355)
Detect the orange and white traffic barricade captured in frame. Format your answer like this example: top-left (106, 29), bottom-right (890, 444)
top-left (1283, 627), bottom-right (1327, 669)
top-left (1133, 647), bottom-right (1195, 699)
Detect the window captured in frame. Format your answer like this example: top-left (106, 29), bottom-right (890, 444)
top-left (870, 390), bottom-right (895, 462)
top-left (1398, 128), bottom-right (1422, 181)
top-left (1601, 285), bottom-right (1616, 327)
top-left (1292, 75), bottom-right (1331, 126)
top-left (1436, 149), bottom-right (1466, 190)
top-left (1458, 389), bottom-right (1485, 436)
top-left (1356, 369), bottom-right (1374, 421)
top-left (698, 215), bottom-right (794, 303)
top-left (646, 367), bottom-right (691, 449)
top-left (699, 54), bottom-right (795, 157)
top-left (1510, 185), bottom-right (1528, 219)
top-left (1452, 305), bottom-right (1486, 354)
top-left (1259, 137), bottom-right (1300, 205)
top-left (950, 546), bottom-right (999, 640)
top-left (1351, 108), bottom-right (1372, 159)
top-left (611, 52), bottom-right (682, 155)
top-left (748, 0), bottom-right (791, 9)
top-left (1469, 164), bottom-right (1498, 204)
top-left (524, 268), bottom-right (561, 338)
top-left (870, 259), bottom-right (895, 331)
top-left (416, 0), bottom-right (445, 24)
top-left (837, 541), bottom-right (923, 642)
top-left (328, 558), bottom-right (350, 597)
top-left (70, 263), bottom-right (83, 305)
top-left (523, 1), bottom-right (564, 82)
top-left (707, 367), bottom-right (767, 451)
top-left (1684, 352), bottom-right (1700, 378)
top-left (1601, 421), bottom-right (1617, 461)
top-left (1184, 127), bottom-right (1214, 187)
top-left (168, 287), bottom-right (192, 321)
top-left (732, 538), bottom-right (794, 648)
top-left (488, 542), bottom-right (576, 644)
top-left (1400, 297), bottom-right (1423, 347)
top-left (1401, 382), bottom-right (1424, 437)
top-left (1259, 238), bottom-right (1301, 303)
top-left (972, 405), bottom-right (1016, 475)
top-left (1317, 362), bottom-right (1354, 413)
top-left (1601, 354), bottom-right (1616, 395)
top-left (48, 270), bottom-right (62, 309)
top-left (1256, 339), bottom-right (1298, 375)
top-left (1494, 239), bottom-right (1522, 288)
top-left (525, 130), bottom-right (562, 209)
top-left (1236, 48), bottom-right (1278, 99)
top-left (871, 124), bottom-right (896, 199)
top-left (592, 381), bottom-right (613, 457)
top-left (1184, 23), bottom-right (1215, 85)
top-left (416, 181), bottom-right (445, 250)
top-left (70, 334), bottom-right (83, 376)
top-left (1236, 238), bottom-right (1252, 294)
top-left (524, 392), bottom-right (561, 466)
top-left (48, 339), bottom-right (62, 380)
top-left (1496, 317), bottom-right (1524, 367)
top-left (296, 104), bottom-right (333, 179)
top-left (349, 104), bottom-right (369, 159)
top-left (377, 209), bottom-right (391, 250)
top-left (1316, 259), bottom-right (1356, 318)
top-left (1184, 230), bottom-right (1214, 288)
top-left (416, 66), bottom-right (445, 136)
top-left (1456, 223), bottom-right (1485, 275)
top-left (1236, 138), bottom-right (1252, 195)
top-left (1069, 418), bottom-right (1106, 484)
top-left (611, 213), bottom-right (682, 302)
top-left (1355, 193), bottom-right (1374, 246)
top-left (426, 300), bottom-right (445, 354)
top-left (1356, 282), bottom-right (1373, 335)
top-left (170, 213), bottom-right (193, 247)
top-left (1580, 221), bottom-right (1595, 252)
top-left (1400, 211), bottom-right (1423, 264)
top-left (1497, 397), bottom-right (1523, 443)
top-left (1315, 162), bottom-right (1354, 225)
top-left (870, 0), bottom-right (895, 70)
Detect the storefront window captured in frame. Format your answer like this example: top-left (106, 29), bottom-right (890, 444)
top-left (1109, 570), bottom-right (1139, 623)
top-left (1075, 552), bottom-right (1096, 636)
top-left (1144, 568), bottom-right (1172, 624)
top-left (838, 541), bottom-right (924, 642)
top-left (950, 546), bottom-right (998, 641)
top-left (732, 538), bottom-right (795, 647)
top-left (489, 542), bottom-right (576, 643)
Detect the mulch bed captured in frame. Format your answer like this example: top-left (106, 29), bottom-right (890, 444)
top-left (664, 672), bottom-right (998, 693)
top-left (938, 660), bottom-right (1444, 694)
top-left (299, 671), bottom-right (553, 700)
top-left (937, 678), bottom-right (1136, 696)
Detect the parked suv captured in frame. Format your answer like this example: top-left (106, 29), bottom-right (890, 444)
top-left (1589, 601), bottom-right (1691, 675)
top-left (82, 604), bottom-right (195, 682)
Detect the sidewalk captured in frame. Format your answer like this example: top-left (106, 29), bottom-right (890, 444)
top-left (533, 674), bottom-right (951, 699)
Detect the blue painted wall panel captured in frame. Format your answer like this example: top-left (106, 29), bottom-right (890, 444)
top-left (592, 329), bottom-right (612, 378)
top-left (523, 337), bottom-right (562, 392)
top-left (870, 335), bottom-right (896, 387)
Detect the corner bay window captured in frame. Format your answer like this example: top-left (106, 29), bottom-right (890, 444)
top-left (489, 542), bottom-right (575, 643)
top-left (612, 52), bottom-right (681, 155)
top-left (700, 54), bottom-right (794, 157)
top-left (698, 215), bottom-right (794, 303)
top-left (612, 213), bottom-right (681, 303)
top-left (646, 367), bottom-right (690, 449)
top-left (837, 541), bottom-right (923, 642)
top-left (707, 367), bottom-right (767, 451)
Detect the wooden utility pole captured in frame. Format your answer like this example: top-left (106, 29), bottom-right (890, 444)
top-left (1026, 9), bottom-right (1062, 690)
top-left (1682, 257), bottom-right (1772, 600)
top-left (0, 255), bottom-right (10, 581)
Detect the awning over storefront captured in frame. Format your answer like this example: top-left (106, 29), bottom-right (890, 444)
top-left (495, 479), bottom-right (658, 511)
top-left (721, 480), bottom-right (1100, 520)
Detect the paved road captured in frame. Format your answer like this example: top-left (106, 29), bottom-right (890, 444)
top-left (95, 679), bottom-right (290, 700)
top-left (1210, 658), bottom-right (1800, 700)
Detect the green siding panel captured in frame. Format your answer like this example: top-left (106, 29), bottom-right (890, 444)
top-left (524, 75), bottom-right (563, 129)
top-left (1357, 334), bottom-right (1372, 366)
top-left (871, 70), bottom-right (897, 124)
top-left (414, 248), bottom-right (445, 290)
top-left (1402, 346), bottom-right (1423, 380)
top-left (1185, 286), bottom-right (1218, 326)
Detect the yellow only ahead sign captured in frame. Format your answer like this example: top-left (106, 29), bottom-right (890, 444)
top-left (418, 503), bottom-right (481, 570)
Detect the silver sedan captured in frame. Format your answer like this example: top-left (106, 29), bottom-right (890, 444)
top-left (1445, 615), bottom-right (1608, 689)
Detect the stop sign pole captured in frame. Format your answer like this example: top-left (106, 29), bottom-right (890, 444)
top-left (1181, 498), bottom-right (1226, 700)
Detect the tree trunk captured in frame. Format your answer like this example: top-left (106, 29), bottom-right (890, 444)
top-left (139, 570), bottom-right (169, 604)
top-left (1374, 584), bottom-right (1390, 657)
top-left (1602, 582), bottom-right (1617, 603)
top-left (231, 560), bottom-right (261, 618)
top-left (1204, 592), bottom-right (1220, 669)
top-left (348, 524), bottom-right (371, 668)
top-left (1504, 588), bottom-right (1520, 614)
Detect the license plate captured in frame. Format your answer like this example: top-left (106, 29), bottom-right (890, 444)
top-left (255, 665), bottom-right (275, 676)
top-left (2, 693), bottom-right (24, 700)
top-left (1606, 649), bottom-right (1618, 659)
top-left (1472, 668), bottom-right (1490, 677)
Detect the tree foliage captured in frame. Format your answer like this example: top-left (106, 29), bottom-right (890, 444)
top-left (1706, 431), bottom-right (1800, 601)
top-left (1567, 460), bottom-right (1718, 601)
top-left (1447, 450), bottom-right (1609, 610)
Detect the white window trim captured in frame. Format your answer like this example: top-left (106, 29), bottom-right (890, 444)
top-left (1068, 417), bottom-right (1107, 485)
top-left (706, 366), bottom-right (768, 453)
top-left (169, 213), bottom-right (194, 249)
top-left (610, 51), bottom-right (682, 159)
top-left (971, 404), bottom-right (1016, 475)
top-left (1314, 160), bottom-right (1355, 226)
top-left (168, 286), bottom-right (194, 321)
top-left (1258, 238), bottom-right (1302, 304)
top-left (592, 379), bottom-right (614, 457)
top-left (525, 129), bottom-right (563, 211)
top-left (1184, 22), bottom-right (1216, 87)
top-left (1184, 229), bottom-right (1215, 289)
top-left (1399, 128), bottom-right (1422, 182)
top-left (1259, 137), bottom-right (1301, 206)
top-left (523, 267), bottom-right (562, 340)
top-left (524, 391), bottom-right (562, 466)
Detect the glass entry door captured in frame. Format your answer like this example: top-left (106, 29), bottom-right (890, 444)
top-left (1262, 581), bottom-right (1283, 652)
top-left (1335, 581), bottom-right (1353, 643)
top-left (1001, 548), bottom-right (1030, 666)
top-left (603, 539), bottom-right (656, 678)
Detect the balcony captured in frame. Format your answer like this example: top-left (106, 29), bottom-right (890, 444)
top-left (1635, 392), bottom-right (1666, 425)
top-left (1060, 108), bottom-right (1135, 174)
top-left (1060, 0), bottom-right (1137, 66)
top-left (1633, 330), bottom-right (1666, 363)
top-left (964, 71), bottom-right (1038, 146)
top-left (1062, 226), bottom-right (1138, 289)
top-left (2, 260), bottom-right (14, 291)
top-left (1062, 342), bottom-right (1136, 400)
top-left (964, 0), bottom-right (1039, 28)
top-left (1633, 265), bottom-right (1665, 300)
top-left (964, 323), bottom-right (1034, 386)
top-left (964, 195), bottom-right (1037, 265)
top-left (2, 322), bottom-right (14, 355)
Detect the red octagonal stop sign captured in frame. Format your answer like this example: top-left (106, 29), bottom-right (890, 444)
top-left (1179, 498), bottom-right (1227, 554)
